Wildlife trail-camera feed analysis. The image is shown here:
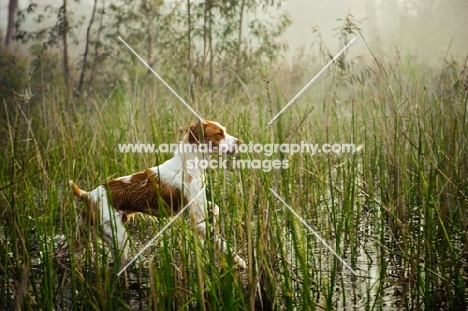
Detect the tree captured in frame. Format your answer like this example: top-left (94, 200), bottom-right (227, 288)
top-left (5, 0), bottom-right (18, 47)
top-left (15, 0), bottom-right (291, 98)
top-left (62, 0), bottom-right (70, 95)
top-left (78, 0), bottom-right (99, 93)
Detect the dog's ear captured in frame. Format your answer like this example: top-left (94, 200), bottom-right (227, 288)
top-left (188, 121), bottom-right (207, 144)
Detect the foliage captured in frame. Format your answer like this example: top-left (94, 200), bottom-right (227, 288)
top-left (15, 0), bottom-right (291, 99)
top-left (15, 2), bottom-right (83, 47)
top-left (0, 47), bottom-right (27, 101)
top-left (0, 46), bottom-right (28, 143)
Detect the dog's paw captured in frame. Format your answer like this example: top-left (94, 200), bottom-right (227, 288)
top-left (235, 256), bottom-right (247, 270)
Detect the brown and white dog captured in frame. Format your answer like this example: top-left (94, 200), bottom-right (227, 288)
top-left (64, 120), bottom-right (247, 271)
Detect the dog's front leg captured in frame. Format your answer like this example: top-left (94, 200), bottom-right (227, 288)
top-left (188, 186), bottom-right (208, 240)
top-left (207, 201), bottom-right (247, 269)
top-left (188, 190), bottom-right (246, 269)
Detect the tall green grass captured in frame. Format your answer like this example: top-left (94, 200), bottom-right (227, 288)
top-left (1, 49), bottom-right (467, 310)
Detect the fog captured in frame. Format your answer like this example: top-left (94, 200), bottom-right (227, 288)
top-left (1, 0), bottom-right (467, 63)
top-left (283, 0), bottom-right (468, 63)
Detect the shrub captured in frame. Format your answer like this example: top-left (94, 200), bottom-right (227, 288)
top-left (0, 46), bottom-right (27, 102)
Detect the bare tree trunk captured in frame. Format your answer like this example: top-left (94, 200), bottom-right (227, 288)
top-left (89, 0), bottom-right (105, 88)
top-left (187, 0), bottom-right (193, 102)
top-left (5, 0), bottom-right (18, 47)
top-left (62, 0), bottom-right (70, 96)
top-left (144, 1), bottom-right (153, 72)
top-left (187, 0), bottom-right (191, 70)
top-left (236, 0), bottom-right (245, 74)
top-left (203, 2), bottom-right (206, 58)
top-left (203, 0), bottom-right (213, 85)
top-left (78, 0), bottom-right (98, 94)
top-left (208, 0), bottom-right (213, 85)
top-left (201, 1), bottom-right (208, 86)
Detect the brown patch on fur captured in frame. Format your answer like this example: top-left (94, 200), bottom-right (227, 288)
top-left (188, 121), bottom-right (205, 145)
top-left (187, 120), bottom-right (226, 149)
top-left (103, 169), bottom-right (185, 218)
top-left (184, 172), bottom-right (193, 184)
top-left (203, 121), bottom-right (226, 149)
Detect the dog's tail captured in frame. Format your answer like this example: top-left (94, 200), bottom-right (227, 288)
top-left (69, 180), bottom-right (88, 199)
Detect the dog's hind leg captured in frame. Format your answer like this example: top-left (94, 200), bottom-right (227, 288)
top-left (96, 192), bottom-right (130, 269)
top-left (99, 206), bottom-right (130, 287)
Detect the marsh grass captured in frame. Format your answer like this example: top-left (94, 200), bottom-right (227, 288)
top-left (1, 46), bottom-right (468, 310)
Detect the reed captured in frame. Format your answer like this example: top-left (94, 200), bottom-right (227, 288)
top-left (1, 44), bottom-right (467, 310)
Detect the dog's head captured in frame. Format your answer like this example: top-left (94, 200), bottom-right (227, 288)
top-left (187, 120), bottom-right (243, 154)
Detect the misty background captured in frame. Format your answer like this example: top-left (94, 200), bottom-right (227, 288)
top-left (1, 0), bottom-right (467, 64)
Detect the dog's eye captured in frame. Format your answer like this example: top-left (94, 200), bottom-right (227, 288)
top-left (218, 131), bottom-right (224, 136)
